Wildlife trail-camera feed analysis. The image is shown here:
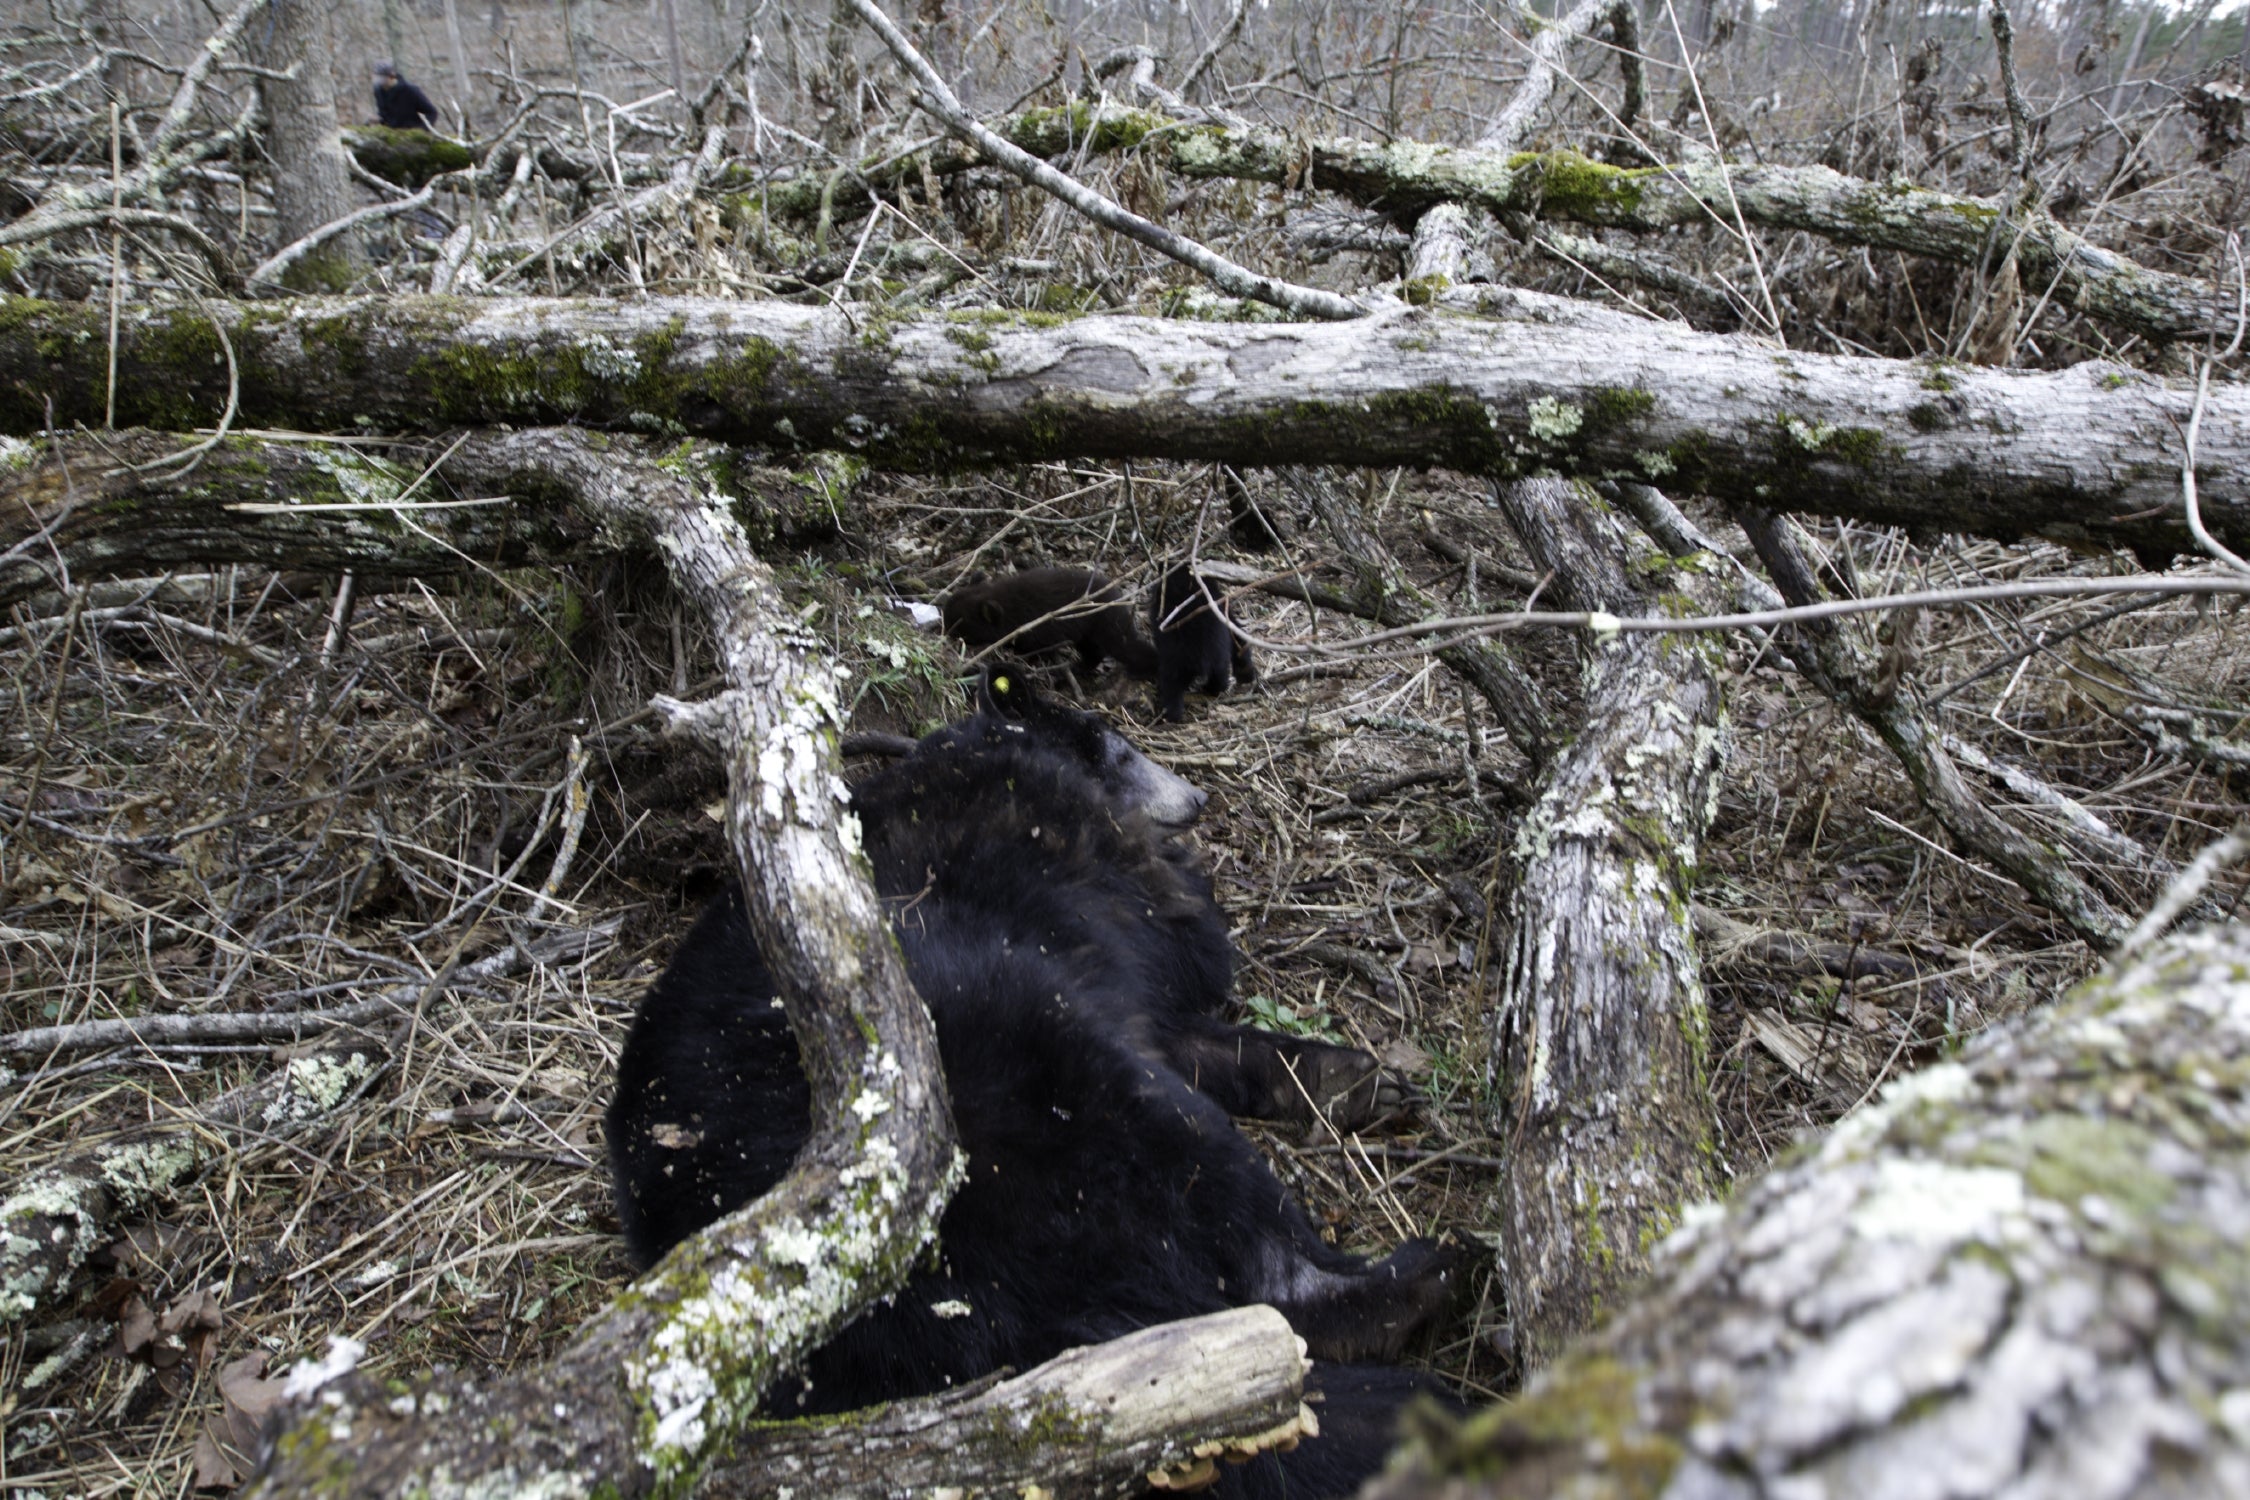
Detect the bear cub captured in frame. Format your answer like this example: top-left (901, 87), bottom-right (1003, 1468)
top-left (1151, 564), bottom-right (1258, 722)
top-left (608, 668), bottom-right (1454, 1497)
top-left (942, 566), bottom-right (1158, 679)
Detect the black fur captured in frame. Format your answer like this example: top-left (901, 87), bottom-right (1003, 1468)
top-left (942, 567), bottom-right (1159, 678)
top-left (607, 669), bottom-right (1453, 1496)
top-left (1151, 565), bottom-right (1259, 723)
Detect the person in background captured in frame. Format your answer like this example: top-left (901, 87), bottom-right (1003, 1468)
top-left (372, 61), bottom-right (440, 131)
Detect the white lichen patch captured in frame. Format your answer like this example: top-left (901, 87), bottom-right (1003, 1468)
top-left (1637, 449), bottom-right (1675, 477)
top-left (1781, 414), bottom-right (1838, 450)
top-left (0, 435), bottom-right (38, 471)
top-left (281, 1334), bottom-right (366, 1399)
top-left (306, 447), bottom-right (409, 507)
top-left (1528, 396), bottom-right (1584, 441)
top-left (1849, 1157), bottom-right (2028, 1247)
top-left (630, 1131), bottom-right (942, 1488)
top-left (755, 670), bottom-right (849, 828)
top-left (264, 1050), bottom-right (376, 1125)
top-left (579, 334), bottom-right (643, 382)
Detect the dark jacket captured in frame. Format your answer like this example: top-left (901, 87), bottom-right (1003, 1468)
top-left (374, 77), bottom-right (440, 131)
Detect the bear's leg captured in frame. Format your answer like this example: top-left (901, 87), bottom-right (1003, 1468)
top-left (1155, 652), bottom-right (1193, 723)
top-left (1230, 631), bottom-right (1258, 685)
top-left (1251, 1236), bottom-right (1463, 1363)
top-left (1166, 1018), bottom-right (1417, 1130)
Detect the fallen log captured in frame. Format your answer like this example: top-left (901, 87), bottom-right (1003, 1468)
top-left (0, 292), bottom-right (2238, 563)
top-left (1371, 922), bottom-right (2250, 1498)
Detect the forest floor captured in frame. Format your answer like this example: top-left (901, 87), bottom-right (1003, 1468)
top-left (5, 458), bottom-right (2245, 1493)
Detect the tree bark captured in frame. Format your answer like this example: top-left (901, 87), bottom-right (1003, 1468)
top-left (246, 0), bottom-right (367, 292)
top-left (1485, 477), bottom-right (1729, 1364)
top-left (700, 1306), bottom-right (1312, 1498)
top-left (242, 428), bottom-right (961, 1499)
top-left (1370, 923), bottom-right (2250, 1499)
top-left (0, 292), bottom-right (2239, 563)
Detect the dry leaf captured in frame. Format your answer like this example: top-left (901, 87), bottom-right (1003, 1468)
top-left (119, 1295), bottom-right (156, 1356)
top-left (191, 1428), bottom-right (241, 1491)
top-left (1378, 1037), bottom-right (1433, 1075)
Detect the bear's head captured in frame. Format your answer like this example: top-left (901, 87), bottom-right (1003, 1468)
top-left (976, 665), bottom-right (1207, 828)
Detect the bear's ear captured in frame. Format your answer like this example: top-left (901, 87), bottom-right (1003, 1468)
top-left (979, 663), bottom-right (1036, 719)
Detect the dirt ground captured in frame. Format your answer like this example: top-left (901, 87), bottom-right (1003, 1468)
top-left (4, 459), bottom-right (2245, 1493)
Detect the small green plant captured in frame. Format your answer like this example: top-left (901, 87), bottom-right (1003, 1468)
top-left (1243, 993), bottom-right (1343, 1042)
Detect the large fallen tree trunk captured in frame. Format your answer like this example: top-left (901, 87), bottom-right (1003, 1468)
top-left (1485, 477), bottom-right (1728, 1363)
top-left (0, 292), bottom-right (2238, 563)
top-left (1373, 920), bottom-right (2250, 1498)
top-left (736, 103), bottom-right (2235, 345)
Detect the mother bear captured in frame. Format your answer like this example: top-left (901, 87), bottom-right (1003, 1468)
top-left (607, 668), bottom-right (1458, 1495)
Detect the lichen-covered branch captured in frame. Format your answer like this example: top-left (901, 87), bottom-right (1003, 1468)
top-left (699, 1306), bottom-right (1312, 1498)
top-left (1372, 923), bottom-right (2250, 1498)
top-left (1482, 477), bottom-right (1728, 1363)
top-left (1, 1041), bottom-right (383, 1322)
top-left (0, 292), bottom-right (2238, 562)
top-left (1612, 481), bottom-right (2147, 946)
top-left (735, 101), bottom-right (2232, 344)
top-left (243, 428), bottom-right (960, 1499)
top-left (0, 925), bottom-right (609, 1323)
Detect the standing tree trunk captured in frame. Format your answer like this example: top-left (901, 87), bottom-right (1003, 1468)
top-left (249, 0), bottom-right (366, 291)
top-left (441, 0), bottom-right (477, 131)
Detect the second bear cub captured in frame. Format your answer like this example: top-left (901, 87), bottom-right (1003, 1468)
top-left (942, 566), bottom-right (1157, 678)
top-left (1151, 564), bottom-right (1258, 722)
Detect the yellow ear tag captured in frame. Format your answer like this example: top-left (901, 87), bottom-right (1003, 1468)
top-left (993, 675), bottom-right (1010, 695)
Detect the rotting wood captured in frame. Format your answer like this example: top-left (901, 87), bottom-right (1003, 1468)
top-left (1370, 923), bottom-right (2250, 1499)
top-left (699, 1305), bottom-right (1313, 1499)
top-left (0, 292), bottom-right (2234, 562)
top-left (1485, 476), bottom-right (1728, 1363)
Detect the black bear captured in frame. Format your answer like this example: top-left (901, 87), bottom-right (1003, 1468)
top-left (1151, 564), bottom-right (1259, 723)
top-left (941, 566), bottom-right (1159, 679)
top-left (608, 668), bottom-right (1455, 1496)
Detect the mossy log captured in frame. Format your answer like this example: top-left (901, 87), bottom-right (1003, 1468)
top-left (242, 428), bottom-right (960, 1499)
top-left (1372, 923), bottom-right (2250, 1498)
top-left (737, 102), bottom-right (2232, 346)
top-left (0, 291), bottom-right (2238, 563)
top-left (1485, 477), bottom-right (1728, 1364)
top-left (338, 126), bottom-right (478, 189)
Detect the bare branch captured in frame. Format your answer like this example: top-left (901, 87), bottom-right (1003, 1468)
top-left (844, 0), bottom-right (1368, 321)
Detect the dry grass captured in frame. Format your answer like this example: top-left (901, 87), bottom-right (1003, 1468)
top-left (5, 458), bottom-right (2244, 1491)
